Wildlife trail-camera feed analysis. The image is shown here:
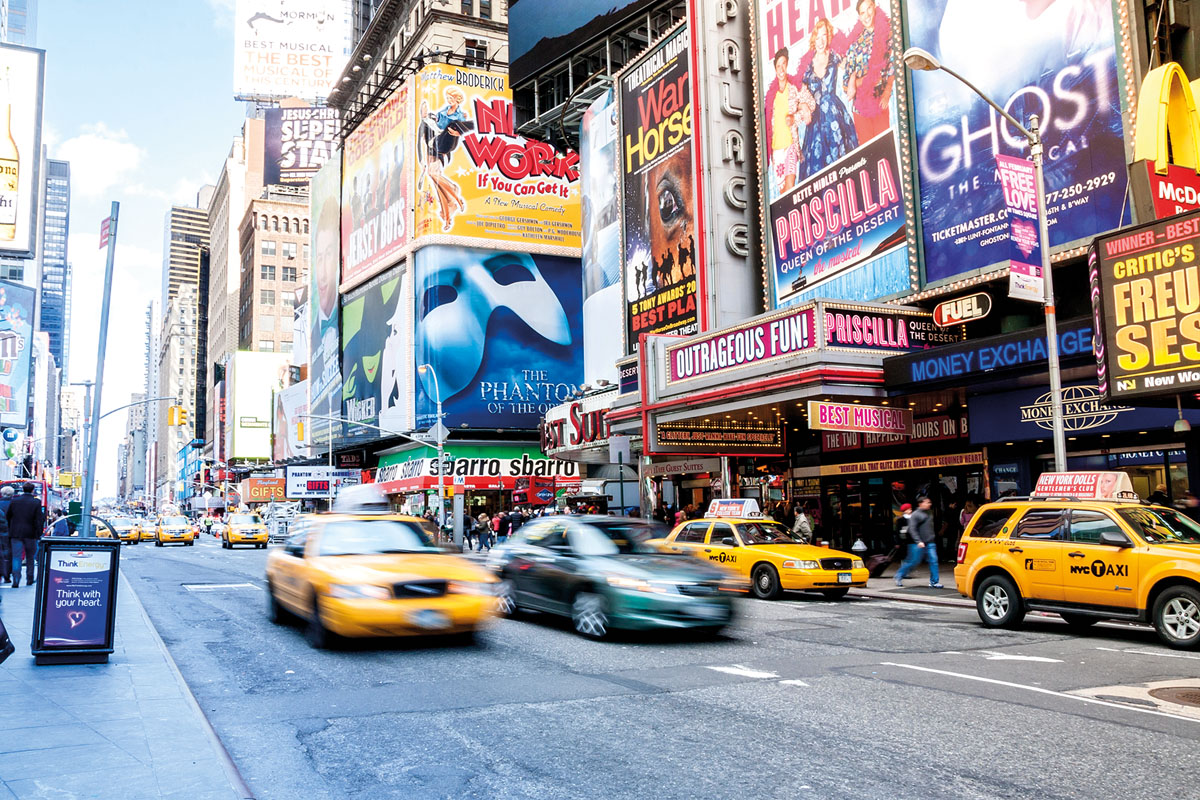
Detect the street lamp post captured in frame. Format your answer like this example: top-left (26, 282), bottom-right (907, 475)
top-left (416, 364), bottom-right (446, 531)
top-left (903, 47), bottom-right (1067, 473)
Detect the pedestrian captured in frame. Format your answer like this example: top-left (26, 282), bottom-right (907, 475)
top-left (495, 510), bottom-right (511, 546)
top-left (7, 482), bottom-right (45, 588)
top-left (475, 513), bottom-right (489, 551)
top-left (51, 511), bottom-right (73, 537)
top-left (463, 512), bottom-right (477, 552)
top-left (1149, 483), bottom-right (1170, 506)
top-left (1183, 492), bottom-right (1200, 523)
top-left (792, 503), bottom-right (812, 541)
top-left (0, 486), bottom-right (10, 585)
top-left (894, 497), bottom-right (942, 588)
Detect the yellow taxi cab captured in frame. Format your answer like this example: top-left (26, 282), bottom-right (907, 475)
top-left (265, 485), bottom-right (498, 648)
top-left (956, 472), bottom-right (1200, 649)
top-left (109, 516), bottom-right (142, 544)
top-left (155, 514), bottom-right (196, 546)
top-left (650, 499), bottom-right (867, 600)
top-left (139, 518), bottom-right (156, 541)
top-left (223, 512), bottom-right (269, 549)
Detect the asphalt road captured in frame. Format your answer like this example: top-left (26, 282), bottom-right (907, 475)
top-left (120, 535), bottom-right (1200, 800)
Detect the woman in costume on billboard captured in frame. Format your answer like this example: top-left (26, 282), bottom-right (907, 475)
top-left (796, 18), bottom-right (858, 180)
top-left (418, 86), bottom-right (472, 231)
top-left (834, 0), bottom-right (895, 145)
top-left (763, 47), bottom-right (805, 197)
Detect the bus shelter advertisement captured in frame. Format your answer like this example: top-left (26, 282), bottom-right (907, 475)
top-left (1090, 212), bottom-right (1200, 402)
top-left (341, 83), bottom-right (411, 289)
top-left (412, 65), bottom-right (580, 248)
top-left (757, 0), bottom-right (907, 304)
top-left (42, 549), bottom-right (112, 648)
top-left (907, 0), bottom-right (1129, 285)
top-left (620, 26), bottom-right (700, 351)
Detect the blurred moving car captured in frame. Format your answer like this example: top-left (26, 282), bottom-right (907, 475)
top-left (223, 512), bottom-right (269, 549)
top-left (155, 515), bottom-right (196, 546)
top-left (488, 516), bottom-right (737, 639)
top-left (265, 487), bottom-right (498, 648)
top-left (651, 501), bottom-right (867, 600)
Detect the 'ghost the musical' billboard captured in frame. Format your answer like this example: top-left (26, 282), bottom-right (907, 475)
top-left (414, 246), bottom-right (581, 430)
top-left (340, 267), bottom-right (410, 439)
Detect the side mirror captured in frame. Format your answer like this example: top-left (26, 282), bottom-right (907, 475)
top-left (1099, 530), bottom-right (1132, 549)
top-left (721, 537), bottom-right (738, 547)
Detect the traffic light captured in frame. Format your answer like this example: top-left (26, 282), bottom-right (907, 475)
top-left (296, 421), bottom-right (305, 442)
top-left (167, 405), bottom-right (179, 425)
top-left (179, 408), bottom-right (188, 426)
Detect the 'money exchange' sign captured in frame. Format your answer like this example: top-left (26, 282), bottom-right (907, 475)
top-left (1090, 211), bottom-right (1200, 401)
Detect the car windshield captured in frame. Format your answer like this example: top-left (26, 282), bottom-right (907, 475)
top-left (737, 521), bottom-right (806, 544)
top-left (164, 516), bottom-right (188, 525)
top-left (317, 520), bottom-right (439, 556)
top-left (231, 514), bottom-right (261, 524)
top-left (1118, 507), bottom-right (1200, 545)
top-left (571, 521), bottom-right (663, 556)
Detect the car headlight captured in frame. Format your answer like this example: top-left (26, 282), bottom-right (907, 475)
top-left (448, 580), bottom-right (494, 596)
top-left (327, 584), bottom-right (391, 600)
top-left (781, 560), bottom-right (820, 569)
top-left (605, 575), bottom-right (670, 593)
top-left (852, 559), bottom-right (865, 570)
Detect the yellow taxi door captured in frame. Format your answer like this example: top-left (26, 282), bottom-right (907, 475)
top-left (274, 529), bottom-right (313, 612)
top-left (1007, 509), bottom-right (1067, 602)
top-left (702, 522), bottom-right (742, 573)
top-left (1062, 509), bottom-right (1139, 610)
top-left (667, 521), bottom-right (711, 557)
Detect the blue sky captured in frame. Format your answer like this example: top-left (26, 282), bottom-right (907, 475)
top-left (42, 0), bottom-right (246, 497)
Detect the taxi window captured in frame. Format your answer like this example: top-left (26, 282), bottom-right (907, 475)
top-left (1069, 510), bottom-right (1123, 544)
top-left (708, 523), bottom-right (735, 545)
top-left (675, 522), bottom-right (709, 543)
top-left (527, 523), bottom-right (567, 549)
top-left (1118, 507), bottom-right (1200, 545)
top-left (317, 520), bottom-right (438, 556)
top-left (968, 509), bottom-right (1016, 538)
top-left (1012, 510), bottom-right (1066, 541)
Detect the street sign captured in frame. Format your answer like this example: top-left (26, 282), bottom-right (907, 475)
top-left (428, 422), bottom-right (450, 443)
top-left (99, 216), bottom-right (111, 249)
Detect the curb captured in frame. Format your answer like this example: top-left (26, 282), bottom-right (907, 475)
top-left (121, 573), bottom-right (256, 800)
top-left (850, 587), bottom-right (974, 609)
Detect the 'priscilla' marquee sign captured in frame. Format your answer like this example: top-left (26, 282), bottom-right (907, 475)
top-left (807, 401), bottom-right (913, 435)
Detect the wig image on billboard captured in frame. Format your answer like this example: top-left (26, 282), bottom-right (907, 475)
top-left (264, 106), bottom-right (340, 186)
top-left (581, 91), bottom-right (622, 385)
top-left (908, 0), bottom-right (1128, 285)
top-left (757, 0), bottom-right (907, 305)
top-left (0, 279), bottom-right (33, 428)
top-left (309, 153), bottom-right (343, 447)
top-left (233, 0), bottom-right (353, 100)
top-left (341, 83), bottom-right (410, 289)
top-left (412, 65), bottom-right (580, 247)
top-left (414, 247), bottom-right (582, 430)
top-left (620, 26), bottom-right (699, 351)
top-left (340, 267), bottom-right (410, 441)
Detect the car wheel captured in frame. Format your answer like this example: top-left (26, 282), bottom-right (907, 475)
top-left (155, 539), bottom-right (162, 547)
top-left (1059, 612), bottom-right (1098, 630)
top-left (495, 578), bottom-right (517, 617)
top-left (305, 596), bottom-right (335, 649)
top-left (821, 588), bottom-right (850, 600)
top-left (751, 564), bottom-right (781, 600)
top-left (266, 582), bottom-right (288, 624)
top-left (571, 591), bottom-right (609, 639)
top-left (976, 574), bottom-right (1025, 629)
top-left (1153, 585), bottom-right (1200, 649)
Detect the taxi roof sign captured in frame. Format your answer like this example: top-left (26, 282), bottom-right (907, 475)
top-left (1031, 472), bottom-right (1137, 501)
top-left (705, 498), bottom-right (764, 518)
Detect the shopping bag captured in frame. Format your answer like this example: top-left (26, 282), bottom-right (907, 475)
top-left (0, 613), bottom-right (14, 665)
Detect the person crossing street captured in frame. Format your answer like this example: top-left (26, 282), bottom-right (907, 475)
top-left (894, 497), bottom-right (942, 589)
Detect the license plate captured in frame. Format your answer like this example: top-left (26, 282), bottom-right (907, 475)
top-left (838, 573), bottom-right (852, 583)
top-left (690, 604), bottom-right (728, 620)
top-left (413, 609), bottom-right (451, 630)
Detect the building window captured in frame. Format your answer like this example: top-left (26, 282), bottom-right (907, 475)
top-left (302, 220), bottom-right (309, 234)
top-left (258, 340), bottom-right (274, 352)
top-left (271, 216), bottom-right (279, 231)
top-left (461, 0), bottom-right (472, 14)
top-left (279, 340), bottom-right (293, 354)
top-left (282, 218), bottom-right (290, 233)
top-left (292, 218), bottom-right (300, 232)
top-left (302, 244), bottom-right (310, 262)
top-left (465, 38), bottom-right (488, 67)
top-left (261, 264), bottom-right (276, 280)
top-left (260, 214), bottom-right (268, 229)
top-left (282, 294), bottom-right (295, 311)
top-left (282, 266), bottom-right (297, 282)
top-left (260, 289), bottom-right (275, 305)
top-left (480, 0), bottom-right (491, 18)
top-left (282, 242), bottom-right (297, 260)
top-left (262, 240), bottom-right (276, 257)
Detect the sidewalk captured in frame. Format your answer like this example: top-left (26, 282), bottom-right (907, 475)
top-left (851, 560), bottom-right (973, 608)
top-left (0, 573), bottom-right (250, 800)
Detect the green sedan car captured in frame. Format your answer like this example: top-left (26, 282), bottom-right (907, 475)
top-left (488, 516), bottom-right (741, 639)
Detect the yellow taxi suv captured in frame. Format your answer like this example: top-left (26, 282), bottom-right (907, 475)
top-left (223, 513), bottom-right (269, 549)
top-left (264, 486), bottom-right (498, 648)
top-left (155, 515), bottom-right (196, 546)
top-left (956, 488), bottom-right (1200, 649)
top-left (651, 500), bottom-right (867, 600)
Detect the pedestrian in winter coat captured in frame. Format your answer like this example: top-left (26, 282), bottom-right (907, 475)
top-left (7, 483), bottom-right (44, 587)
top-left (792, 506), bottom-right (812, 540)
top-left (0, 486), bottom-right (11, 584)
top-left (894, 497), bottom-right (942, 588)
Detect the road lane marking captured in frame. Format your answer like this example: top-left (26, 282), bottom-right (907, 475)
top-left (779, 679), bottom-right (810, 687)
top-left (181, 583), bottom-right (261, 592)
top-left (1095, 646), bottom-right (1200, 661)
top-left (880, 662), bottom-right (1200, 724)
top-left (705, 665), bottom-right (779, 679)
top-left (980, 651), bottom-right (1064, 663)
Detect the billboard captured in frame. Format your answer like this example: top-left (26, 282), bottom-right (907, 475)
top-left (228, 352), bottom-right (291, 460)
top-left (757, 0), bottom-right (907, 306)
top-left (508, 0), bottom-right (659, 85)
top-left (908, 0), bottom-right (1128, 285)
top-left (341, 83), bottom-right (411, 289)
top-left (273, 379), bottom-right (308, 461)
top-left (340, 266), bottom-right (410, 440)
top-left (284, 465), bottom-right (359, 499)
top-left (264, 106), bottom-right (340, 186)
top-left (620, 25), bottom-right (700, 350)
top-left (309, 153), bottom-right (342, 447)
top-left (411, 64), bottom-right (580, 248)
top-left (0, 280), bottom-right (33, 428)
top-left (414, 246), bottom-right (582, 430)
top-left (233, 0), bottom-right (353, 101)
top-left (1090, 213), bottom-right (1200, 402)
top-left (580, 91), bottom-right (622, 385)
top-left (0, 45), bottom-right (43, 259)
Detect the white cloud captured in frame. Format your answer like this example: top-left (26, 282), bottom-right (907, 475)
top-left (55, 123), bottom-right (144, 199)
top-left (207, 0), bottom-right (237, 30)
